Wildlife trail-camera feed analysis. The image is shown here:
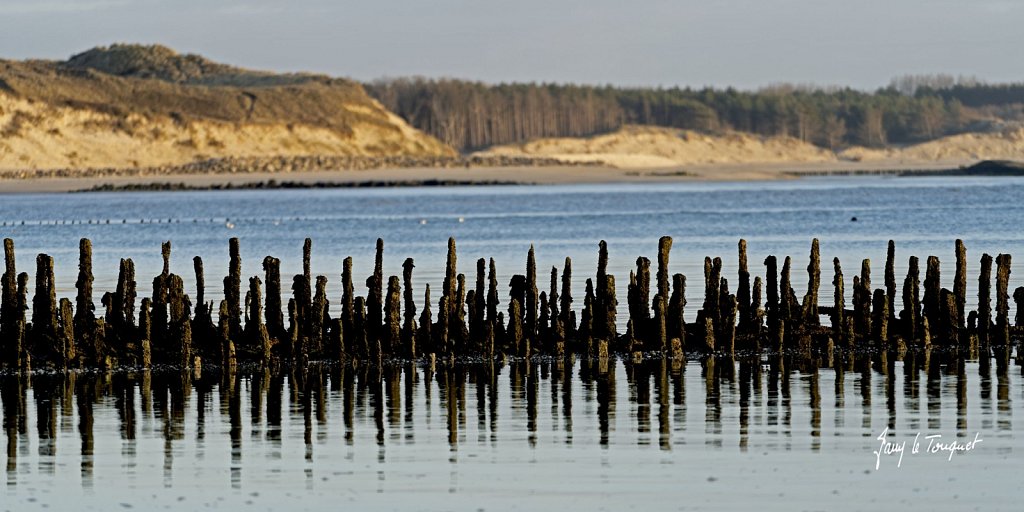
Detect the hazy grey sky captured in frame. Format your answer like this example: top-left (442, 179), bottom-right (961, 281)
top-left (1, 0), bottom-right (1021, 89)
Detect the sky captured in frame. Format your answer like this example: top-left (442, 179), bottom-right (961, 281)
top-left (0, 0), bottom-right (1021, 90)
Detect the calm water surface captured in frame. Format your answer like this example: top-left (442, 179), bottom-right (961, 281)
top-left (1, 355), bottom-right (1020, 511)
top-left (2, 177), bottom-right (1024, 319)
top-left (2, 177), bottom-right (1024, 510)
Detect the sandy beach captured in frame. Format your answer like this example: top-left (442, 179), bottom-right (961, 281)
top-left (0, 159), bottom-right (977, 194)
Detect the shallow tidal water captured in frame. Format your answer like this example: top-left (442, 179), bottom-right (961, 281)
top-left (2, 176), bottom-right (1024, 510)
top-left (2, 176), bottom-right (1024, 319)
top-left (1, 354), bottom-right (1021, 511)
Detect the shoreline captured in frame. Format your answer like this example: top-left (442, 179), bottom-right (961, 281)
top-left (0, 159), bottom-right (994, 194)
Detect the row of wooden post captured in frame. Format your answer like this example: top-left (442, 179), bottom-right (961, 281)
top-left (0, 236), bottom-right (1020, 370)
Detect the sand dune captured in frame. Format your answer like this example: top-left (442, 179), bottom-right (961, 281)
top-left (477, 125), bottom-right (1024, 170)
top-left (475, 125), bottom-right (837, 168)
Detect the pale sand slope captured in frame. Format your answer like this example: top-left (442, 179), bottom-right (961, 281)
top-left (477, 125), bottom-right (1024, 170)
top-left (840, 128), bottom-right (1024, 163)
top-left (0, 93), bottom-right (452, 170)
top-left (475, 125), bottom-right (837, 168)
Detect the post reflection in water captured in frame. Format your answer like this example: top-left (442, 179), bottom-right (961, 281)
top-left (0, 351), bottom-right (1020, 500)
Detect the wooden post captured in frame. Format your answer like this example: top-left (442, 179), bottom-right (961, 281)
top-left (668, 273), bottom-right (686, 352)
top-left (832, 257), bottom-right (845, 347)
top-left (415, 284), bottom-right (434, 356)
top-left (737, 239), bottom-right (752, 332)
top-left (402, 258), bottom-right (417, 358)
top-left (225, 238), bottom-right (242, 344)
top-left (560, 257), bottom-right (574, 338)
top-left (954, 240), bottom-right (967, 330)
top-left (995, 254), bottom-right (1011, 345)
top-left (30, 254), bottom-right (60, 364)
top-left (802, 238), bottom-right (820, 326)
top-left (137, 297), bottom-right (150, 368)
top-left (75, 238), bottom-right (99, 367)
top-left (764, 256), bottom-right (779, 348)
top-left (311, 275), bottom-right (328, 358)
top-left (368, 238), bottom-right (384, 350)
top-left (938, 288), bottom-right (959, 348)
top-left (977, 254), bottom-right (993, 345)
top-left (385, 275), bottom-right (401, 357)
top-left (167, 274), bottom-right (192, 368)
top-left (603, 275), bottom-right (617, 349)
top-left (341, 256), bottom-right (355, 347)
top-left (923, 256), bottom-right (941, 335)
top-left (472, 258), bottom-right (486, 341)
top-left (1, 238), bottom-right (18, 367)
top-left (525, 245), bottom-right (538, 345)
top-left (902, 256), bottom-right (921, 346)
top-left (628, 257), bottom-right (651, 346)
top-left (263, 256), bottom-right (286, 342)
top-left (871, 289), bottom-right (889, 350)
top-left (885, 240), bottom-right (896, 322)
top-left (854, 259), bottom-right (872, 343)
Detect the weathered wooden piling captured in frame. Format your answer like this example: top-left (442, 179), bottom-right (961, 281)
top-left (486, 259), bottom-right (499, 331)
top-left (472, 258), bottom-right (486, 341)
top-left (923, 256), bottom-right (941, 334)
top-left (385, 276), bottom-right (401, 357)
top-left (657, 236), bottom-right (672, 300)
top-left (549, 266), bottom-right (565, 348)
top-left (628, 257), bottom-right (651, 345)
top-left (0, 239), bottom-right (18, 368)
top-left (402, 258), bottom-right (417, 358)
top-left (901, 257), bottom-right (922, 346)
top-left (580, 279), bottom-right (595, 351)
top-left (1015, 287), bottom-right (1024, 328)
top-left (341, 256), bottom-right (355, 345)
top-left (367, 238), bottom-right (385, 350)
top-left (653, 293), bottom-right (668, 352)
top-left (262, 256), bottom-right (286, 342)
top-left (441, 238), bottom-right (458, 353)
top-left (137, 297), bottom-right (150, 367)
top-left (854, 259), bottom-right (871, 342)
top-left (937, 288), bottom-right (959, 347)
top-left (706, 257), bottom-right (723, 335)
top-left (192, 256), bottom-right (218, 361)
top-left (603, 275), bottom-right (617, 347)
top-left (167, 274), bottom-right (192, 367)
top-left (954, 240), bottom-right (967, 330)
top-left (75, 239), bottom-right (102, 367)
top-left (832, 258), bottom-right (846, 347)
top-left (719, 279), bottom-right (737, 354)
top-left (977, 254), bottom-right (993, 344)
top-left (668, 273), bottom-right (686, 351)
top-left (995, 254), bottom-right (1011, 345)
top-left (508, 299), bottom-right (524, 357)
top-left (595, 241), bottom-right (610, 341)
top-left (244, 276), bottom-right (271, 365)
top-left (802, 239), bottom-right (820, 326)
top-left (225, 238), bottom-right (243, 344)
top-left (525, 246), bottom-right (539, 345)
top-left (780, 256), bottom-right (795, 344)
top-left (871, 289), bottom-right (889, 349)
top-left (560, 257), bottom-right (574, 338)
top-left (764, 256), bottom-right (780, 349)
top-left (30, 254), bottom-right (60, 364)
top-left (312, 275), bottom-right (328, 357)
top-left (2, 234), bottom-right (1017, 366)
top-left (417, 285), bottom-right (433, 356)
top-left (737, 240), bottom-right (752, 332)
top-left (885, 240), bottom-right (896, 322)
top-left (751, 276), bottom-right (764, 342)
